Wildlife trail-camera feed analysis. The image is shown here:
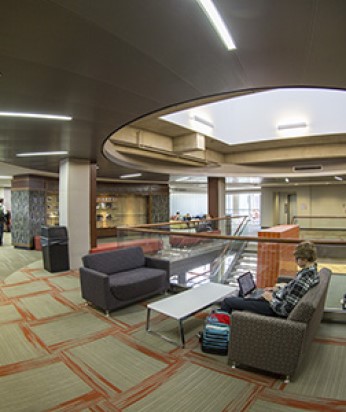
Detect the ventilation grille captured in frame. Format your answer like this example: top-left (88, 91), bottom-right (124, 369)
top-left (292, 165), bottom-right (323, 172)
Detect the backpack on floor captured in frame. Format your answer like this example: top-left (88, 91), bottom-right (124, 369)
top-left (201, 309), bottom-right (231, 356)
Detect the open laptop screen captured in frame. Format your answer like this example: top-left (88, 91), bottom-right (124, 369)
top-left (238, 272), bottom-right (256, 297)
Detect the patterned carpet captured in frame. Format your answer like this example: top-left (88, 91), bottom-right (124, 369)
top-left (0, 259), bottom-right (346, 411)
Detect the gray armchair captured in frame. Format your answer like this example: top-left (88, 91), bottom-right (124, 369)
top-left (80, 246), bottom-right (169, 315)
top-left (228, 268), bottom-right (331, 382)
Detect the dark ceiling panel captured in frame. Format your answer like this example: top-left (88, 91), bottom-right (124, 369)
top-left (0, 0), bottom-right (346, 182)
top-left (51, 0), bottom-right (249, 94)
top-left (301, 0), bottom-right (346, 87)
top-left (223, 0), bottom-right (317, 87)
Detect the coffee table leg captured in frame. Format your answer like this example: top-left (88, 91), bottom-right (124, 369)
top-left (146, 308), bottom-right (151, 331)
top-left (179, 320), bottom-right (185, 348)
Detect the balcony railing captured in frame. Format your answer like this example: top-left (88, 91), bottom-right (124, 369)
top-left (98, 218), bottom-right (346, 317)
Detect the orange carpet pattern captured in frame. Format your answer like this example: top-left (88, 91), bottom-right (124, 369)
top-left (1, 261), bottom-right (346, 412)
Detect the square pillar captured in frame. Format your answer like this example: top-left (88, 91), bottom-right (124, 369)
top-left (59, 159), bottom-right (91, 269)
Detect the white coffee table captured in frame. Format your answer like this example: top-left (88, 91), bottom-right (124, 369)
top-left (146, 283), bottom-right (236, 347)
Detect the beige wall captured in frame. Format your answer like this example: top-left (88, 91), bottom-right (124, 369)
top-left (261, 185), bottom-right (346, 229)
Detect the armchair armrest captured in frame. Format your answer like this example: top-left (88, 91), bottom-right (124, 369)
top-left (79, 267), bottom-right (112, 309)
top-left (229, 311), bottom-right (306, 376)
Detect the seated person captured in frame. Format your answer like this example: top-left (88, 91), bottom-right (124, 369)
top-left (196, 222), bottom-right (213, 232)
top-left (220, 241), bottom-right (319, 318)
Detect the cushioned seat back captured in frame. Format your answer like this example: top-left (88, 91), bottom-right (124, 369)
top-left (288, 268), bottom-right (331, 323)
top-left (82, 246), bottom-right (145, 274)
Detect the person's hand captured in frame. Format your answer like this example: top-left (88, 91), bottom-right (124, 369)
top-left (265, 286), bottom-right (279, 292)
top-left (262, 291), bottom-right (273, 302)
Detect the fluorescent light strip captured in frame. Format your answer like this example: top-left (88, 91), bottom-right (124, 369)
top-left (0, 176), bottom-right (11, 179)
top-left (16, 151), bottom-right (68, 157)
top-left (192, 115), bottom-right (214, 128)
top-left (277, 122), bottom-right (307, 130)
top-left (196, 0), bottom-right (236, 51)
top-left (334, 176), bottom-right (343, 181)
top-left (120, 173), bottom-right (142, 179)
top-left (0, 112), bottom-right (72, 121)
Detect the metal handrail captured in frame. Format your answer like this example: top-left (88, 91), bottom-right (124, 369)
top-left (291, 215), bottom-right (346, 224)
top-left (119, 226), bottom-right (346, 246)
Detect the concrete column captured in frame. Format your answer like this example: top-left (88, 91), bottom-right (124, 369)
top-left (59, 159), bottom-right (91, 269)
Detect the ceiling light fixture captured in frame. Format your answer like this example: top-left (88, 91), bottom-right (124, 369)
top-left (285, 178), bottom-right (290, 183)
top-left (192, 115), bottom-right (214, 128)
top-left (175, 176), bottom-right (191, 182)
top-left (119, 173), bottom-right (142, 179)
top-left (196, 0), bottom-right (236, 51)
top-left (0, 176), bottom-right (11, 179)
top-left (0, 111), bottom-right (72, 121)
top-left (334, 176), bottom-right (343, 181)
top-left (277, 121), bottom-right (307, 130)
top-left (16, 151), bottom-right (68, 157)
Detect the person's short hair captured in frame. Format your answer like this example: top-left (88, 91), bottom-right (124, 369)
top-left (294, 241), bottom-right (317, 262)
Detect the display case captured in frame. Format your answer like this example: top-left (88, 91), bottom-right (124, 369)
top-left (96, 196), bottom-right (119, 229)
top-left (45, 193), bottom-right (59, 226)
top-left (96, 194), bottom-right (147, 237)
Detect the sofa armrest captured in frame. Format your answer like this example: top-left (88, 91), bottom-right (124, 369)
top-left (145, 256), bottom-right (168, 270)
top-left (145, 257), bottom-right (170, 288)
top-left (79, 267), bottom-right (112, 309)
top-left (229, 311), bottom-right (306, 376)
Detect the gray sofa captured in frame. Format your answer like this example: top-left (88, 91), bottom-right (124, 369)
top-left (228, 268), bottom-right (331, 382)
top-left (80, 246), bottom-right (169, 315)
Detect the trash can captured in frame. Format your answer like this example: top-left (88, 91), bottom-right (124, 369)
top-left (41, 226), bottom-right (70, 273)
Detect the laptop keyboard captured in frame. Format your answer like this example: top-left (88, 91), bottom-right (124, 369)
top-left (244, 289), bottom-right (264, 299)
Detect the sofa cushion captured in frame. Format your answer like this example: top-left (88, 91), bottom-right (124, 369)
top-left (82, 246), bottom-right (145, 274)
top-left (109, 268), bottom-right (167, 301)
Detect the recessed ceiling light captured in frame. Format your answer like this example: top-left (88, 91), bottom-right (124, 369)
top-left (334, 176), bottom-right (343, 181)
top-left (0, 112), bottom-right (72, 121)
top-left (285, 178), bottom-right (290, 183)
top-left (16, 151), bottom-right (68, 157)
top-left (196, 0), bottom-right (236, 51)
top-left (120, 173), bottom-right (142, 179)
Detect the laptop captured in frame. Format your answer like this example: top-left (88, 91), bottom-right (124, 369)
top-left (237, 272), bottom-right (265, 300)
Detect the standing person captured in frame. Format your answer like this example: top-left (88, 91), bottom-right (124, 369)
top-left (220, 241), bottom-right (319, 318)
top-left (0, 198), bottom-right (7, 246)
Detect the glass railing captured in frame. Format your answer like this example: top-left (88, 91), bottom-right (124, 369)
top-left (103, 220), bottom-right (346, 316)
